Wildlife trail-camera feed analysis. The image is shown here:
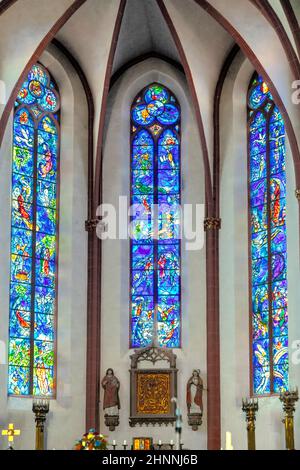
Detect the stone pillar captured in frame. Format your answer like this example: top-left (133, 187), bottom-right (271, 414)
top-left (205, 217), bottom-right (221, 450)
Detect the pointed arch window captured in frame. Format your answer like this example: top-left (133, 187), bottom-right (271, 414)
top-left (130, 83), bottom-right (181, 348)
top-left (8, 64), bottom-right (60, 396)
top-left (248, 74), bottom-right (288, 395)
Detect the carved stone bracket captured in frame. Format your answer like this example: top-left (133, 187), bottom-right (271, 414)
top-left (85, 218), bottom-right (106, 233)
top-left (104, 414), bottom-right (119, 432)
top-left (188, 413), bottom-right (202, 431)
top-left (85, 218), bottom-right (99, 232)
top-left (295, 189), bottom-right (300, 200)
top-left (204, 217), bottom-right (221, 231)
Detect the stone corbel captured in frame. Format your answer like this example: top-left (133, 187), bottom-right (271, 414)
top-left (85, 218), bottom-right (106, 234)
top-left (204, 217), bottom-right (221, 231)
top-left (104, 414), bottom-right (119, 432)
top-left (188, 412), bottom-right (203, 431)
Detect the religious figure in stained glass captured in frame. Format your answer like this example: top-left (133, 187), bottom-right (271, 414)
top-left (248, 74), bottom-right (288, 395)
top-left (130, 84), bottom-right (181, 349)
top-left (8, 63), bottom-right (60, 397)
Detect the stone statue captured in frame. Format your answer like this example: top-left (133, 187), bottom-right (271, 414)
top-left (186, 369), bottom-right (203, 431)
top-left (101, 368), bottom-right (120, 431)
top-left (101, 368), bottom-right (120, 416)
top-left (187, 369), bottom-right (203, 414)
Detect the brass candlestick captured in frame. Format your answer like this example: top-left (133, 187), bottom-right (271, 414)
top-left (280, 388), bottom-right (299, 450)
top-left (242, 398), bottom-right (259, 450)
top-left (32, 399), bottom-right (50, 450)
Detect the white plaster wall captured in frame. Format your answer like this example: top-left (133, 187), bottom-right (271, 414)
top-left (56, 0), bottom-right (122, 169)
top-left (163, 0), bottom-right (234, 172)
top-left (0, 46), bottom-right (88, 450)
top-left (101, 58), bottom-right (207, 450)
top-left (268, 0), bottom-right (298, 60)
top-left (0, 0), bottom-right (75, 120)
top-left (207, 0), bottom-right (300, 157)
top-left (219, 53), bottom-right (300, 450)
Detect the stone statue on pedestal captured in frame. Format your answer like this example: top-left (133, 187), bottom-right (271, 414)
top-left (101, 368), bottom-right (120, 431)
top-left (186, 369), bottom-right (203, 431)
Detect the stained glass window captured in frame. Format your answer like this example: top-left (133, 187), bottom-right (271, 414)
top-left (248, 74), bottom-right (288, 395)
top-left (130, 83), bottom-right (181, 348)
top-left (8, 63), bottom-right (60, 396)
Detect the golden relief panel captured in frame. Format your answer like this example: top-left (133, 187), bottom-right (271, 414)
top-left (136, 372), bottom-right (171, 415)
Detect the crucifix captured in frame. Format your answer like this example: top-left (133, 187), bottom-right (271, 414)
top-left (2, 423), bottom-right (21, 450)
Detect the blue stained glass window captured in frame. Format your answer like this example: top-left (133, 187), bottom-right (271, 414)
top-left (130, 84), bottom-right (181, 348)
top-left (8, 63), bottom-right (60, 397)
top-left (248, 74), bottom-right (288, 395)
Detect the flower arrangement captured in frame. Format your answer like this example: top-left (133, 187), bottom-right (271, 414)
top-left (73, 429), bottom-right (108, 450)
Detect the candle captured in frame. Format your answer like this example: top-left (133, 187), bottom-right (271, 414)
top-left (112, 440), bottom-right (116, 446)
top-left (158, 440), bottom-right (162, 445)
top-left (225, 431), bottom-right (233, 450)
top-left (123, 440), bottom-right (127, 446)
top-left (170, 439), bottom-right (174, 445)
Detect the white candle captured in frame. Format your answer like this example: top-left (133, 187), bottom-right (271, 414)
top-left (123, 440), bottom-right (127, 446)
top-left (112, 440), bottom-right (116, 446)
top-left (170, 439), bottom-right (174, 445)
top-left (158, 440), bottom-right (162, 445)
top-left (225, 432), bottom-right (233, 450)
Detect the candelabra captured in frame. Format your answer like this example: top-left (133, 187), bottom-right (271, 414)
top-left (280, 388), bottom-right (299, 450)
top-left (242, 398), bottom-right (259, 450)
top-left (32, 399), bottom-right (50, 450)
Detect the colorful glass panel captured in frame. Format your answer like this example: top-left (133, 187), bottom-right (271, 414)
top-left (130, 84), bottom-right (181, 348)
top-left (8, 63), bottom-right (60, 397)
top-left (248, 74), bottom-right (288, 395)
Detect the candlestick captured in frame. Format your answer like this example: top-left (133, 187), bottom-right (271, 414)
top-left (280, 388), bottom-right (299, 450)
top-left (242, 397), bottom-right (259, 450)
top-left (123, 440), bottom-right (127, 450)
top-left (170, 439), bottom-right (174, 450)
top-left (112, 439), bottom-right (117, 450)
top-left (32, 399), bottom-right (50, 450)
top-left (171, 396), bottom-right (182, 451)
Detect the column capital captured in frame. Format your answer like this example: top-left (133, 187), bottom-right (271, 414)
top-left (204, 217), bottom-right (221, 231)
top-left (85, 218), bottom-right (100, 232)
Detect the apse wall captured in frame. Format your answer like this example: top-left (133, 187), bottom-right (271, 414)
top-left (219, 53), bottom-right (300, 450)
top-left (101, 58), bottom-right (207, 450)
top-left (0, 46), bottom-right (88, 450)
